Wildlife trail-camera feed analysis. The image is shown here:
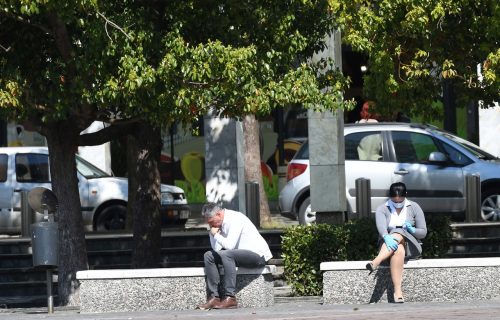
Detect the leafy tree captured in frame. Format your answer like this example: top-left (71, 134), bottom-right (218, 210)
top-left (331, 0), bottom-right (499, 124)
top-left (1, 1), bottom-right (348, 304)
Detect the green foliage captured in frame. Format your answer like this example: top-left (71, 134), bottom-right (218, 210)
top-left (343, 218), bottom-right (379, 261)
top-left (281, 219), bottom-right (378, 296)
top-left (331, 0), bottom-right (500, 118)
top-left (174, 180), bottom-right (206, 204)
top-left (422, 215), bottom-right (452, 258)
top-left (263, 174), bottom-right (279, 200)
top-left (282, 224), bottom-right (341, 296)
top-left (282, 217), bottom-right (452, 296)
top-left (0, 0), bottom-right (348, 129)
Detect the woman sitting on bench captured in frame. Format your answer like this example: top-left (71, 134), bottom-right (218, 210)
top-left (366, 182), bottom-right (427, 303)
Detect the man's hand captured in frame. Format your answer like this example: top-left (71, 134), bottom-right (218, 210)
top-left (210, 227), bottom-right (220, 236)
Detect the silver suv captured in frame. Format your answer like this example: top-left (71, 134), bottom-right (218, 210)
top-left (279, 123), bottom-right (500, 224)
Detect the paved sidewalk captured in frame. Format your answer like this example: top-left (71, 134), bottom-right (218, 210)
top-left (1, 298), bottom-right (500, 320)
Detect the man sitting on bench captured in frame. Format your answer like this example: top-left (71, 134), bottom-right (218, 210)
top-left (197, 202), bottom-right (272, 310)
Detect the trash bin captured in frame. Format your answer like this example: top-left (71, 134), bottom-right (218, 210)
top-left (28, 187), bottom-right (59, 313)
top-left (31, 221), bottom-right (59, 267)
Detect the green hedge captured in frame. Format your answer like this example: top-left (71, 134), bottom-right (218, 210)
top-left (421, 215), bottom-right (452, 258)
top-left (281, 216), bottom-right (452, 296)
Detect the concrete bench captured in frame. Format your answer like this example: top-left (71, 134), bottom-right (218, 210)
top-left (321, 257), bottom-right (500, 304)
top-left (76, 265), bottom-right (275, 313)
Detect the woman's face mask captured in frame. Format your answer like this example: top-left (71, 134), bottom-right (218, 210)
top-left (390, 197), bottom-right (405, 209)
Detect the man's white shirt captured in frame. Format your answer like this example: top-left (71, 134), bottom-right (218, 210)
top-left (210, 209), bottom-right (273, 261)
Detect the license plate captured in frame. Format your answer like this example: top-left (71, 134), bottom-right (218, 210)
top-left (179, 210), bottom-right (190, 219)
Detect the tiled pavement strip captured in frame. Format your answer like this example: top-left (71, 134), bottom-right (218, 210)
top-left (1, 298), bottom-right (500, 320)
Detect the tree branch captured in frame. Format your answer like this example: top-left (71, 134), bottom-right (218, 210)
top-left (79, 119), bottom-right (140, 146)
top-left (97, 12), bottom-right (132, 40)
top-left (0, 43), bottom-right (11, 52)
top-left (0, 11), bottom-right (52, 34)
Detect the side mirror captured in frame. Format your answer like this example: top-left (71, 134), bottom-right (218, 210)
top-left (428, 151), bottom-right (447, 163)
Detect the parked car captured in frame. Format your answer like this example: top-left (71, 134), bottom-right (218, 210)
top-left (279, 123), bottom-right (500, 224)
top-left (0, 147), bottom-right (190, 234)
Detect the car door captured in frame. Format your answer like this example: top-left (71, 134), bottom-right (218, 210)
top-left (75, 156), bottom-right (91, 218)
top-left (344, 130), bottom-right (395, 213)
top-left (10, 153), bottom-right (52, 229)
top-left (389, 130), bottom-right (465, 213)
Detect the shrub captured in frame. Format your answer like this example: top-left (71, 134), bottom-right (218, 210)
top-left (422, 215), bottom-right (452, 258)
top-left (281, 217), bottom-right (451, 296)
top-left (281, 224), bottom-right (341, 296)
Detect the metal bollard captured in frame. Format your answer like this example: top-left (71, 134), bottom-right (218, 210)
top-left (245, 181), bottom-right (260, 227)
top-left (21, 190), bottom-right (34, 238)
top-left (355, 178), bottom-right (371, 219)
top-left (465, 174), bottom-right (481, 222)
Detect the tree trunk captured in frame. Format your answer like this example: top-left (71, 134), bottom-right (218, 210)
top-left (243, 115), bottom-right (272, 227)
top-left (131, 122), bottom-right (162, 268)
top-left (45, 121), bottom-right (88, 306)
top-left (443, 79), bottom-right (457, 134)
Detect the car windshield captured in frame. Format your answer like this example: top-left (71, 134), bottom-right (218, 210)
top-left (76, 155), bottom-right (111, 178)
top-left (439, 131), bottom-right (498, 160)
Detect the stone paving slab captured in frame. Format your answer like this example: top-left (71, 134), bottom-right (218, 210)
top-left (1, 298), bottom-right (500, 320)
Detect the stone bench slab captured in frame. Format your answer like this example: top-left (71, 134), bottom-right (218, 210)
top-left (320, 258), bottom-right (500, 304)
top-left (77, 266), bottom-right (275, 313)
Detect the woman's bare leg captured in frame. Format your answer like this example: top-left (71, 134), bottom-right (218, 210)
top-left (371, 244), bottom-right (393, 268)
top-left (389, 236), bottom-right (406, 298)
top-left (371, 233), bottom-right (404, 268)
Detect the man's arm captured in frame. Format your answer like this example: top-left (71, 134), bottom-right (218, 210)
top-left (209, 231), bottom-right (222, 251)
top-left (213, 218), bottom-right (244, 250)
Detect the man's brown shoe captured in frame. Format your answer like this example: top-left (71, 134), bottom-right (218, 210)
top-left (213, 296), bottom-right (238, 309)
top-left (197, 296), bottom-right (220, 310)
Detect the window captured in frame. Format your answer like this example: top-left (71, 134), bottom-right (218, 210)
top-left (345, 132), bottom-right (383, 161)
top-left (293, 141), bottom-right (309, 160)
top-left (76, 154), bottom-right (110, 178)
top-left (15, 153), bottom-right (50, 183)
top-left (392, 132), bottom-right (439, 163)
top-left (438, 141), bottom-right (473, 166)
top-left (0, 154), bottom-right (7, 182)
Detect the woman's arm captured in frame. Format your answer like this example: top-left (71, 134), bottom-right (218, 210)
top-left (375, 205), bottom-right (389, 237)
top-left (411, 202), bottom-right (427, 239)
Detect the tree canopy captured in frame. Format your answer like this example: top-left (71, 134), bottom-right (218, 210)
top-left (1, 0), bottom-right (349, 304)
top-left (331, 0), bottom-right (499, 120)
top-left (1, 1), bottom-right (348, 128)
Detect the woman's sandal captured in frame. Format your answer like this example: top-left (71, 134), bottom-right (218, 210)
top-left (393, 294), bottom-right (405, 303)
top-left (365, 262), bottom-right (377, 275)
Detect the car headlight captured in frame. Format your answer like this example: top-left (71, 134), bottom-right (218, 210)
top-left (161, 192), bottom-right (174, 204)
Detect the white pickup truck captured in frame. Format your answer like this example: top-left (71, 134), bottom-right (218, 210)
top-left (0, 147), bottom-right (190, 234)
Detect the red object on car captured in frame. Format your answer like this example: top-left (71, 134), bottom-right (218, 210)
top-left (287, 163), bottom-right (308, 181)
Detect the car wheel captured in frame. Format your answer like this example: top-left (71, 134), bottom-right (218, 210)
top-left (298, 197), bottom-right (316, 225)
top-left (95, 204), bottom-right (127, 231)
top-left (481, 188), bottom-right (500, 222)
